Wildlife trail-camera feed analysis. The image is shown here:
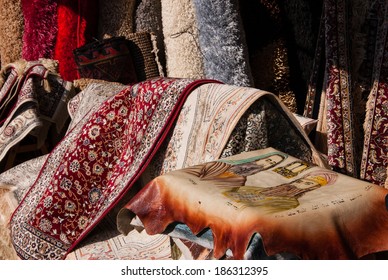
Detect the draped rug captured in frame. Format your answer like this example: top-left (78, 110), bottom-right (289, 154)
top-left (360, 0), bottom-right (388, 186)
top-left (119, 147), bottom-right (388, 260)
top-left (323, 0), bottom-right (357, 177)
top-left (66, 82), bottom-right (323, 259)
top-left (1, 81), bottom-right (125, 259)
top-left (303, 0), bottom-right (387, 186)
top-left (10, 77), bottom-right (215, 259)
top-left (4, 79), bottom-right (324, 260)
top-left (0, 59), bottom-right (74, 168)
top-left (1, 82), bottom-right (172, 260)
top-left (141, 83), bottom-right (325, 184)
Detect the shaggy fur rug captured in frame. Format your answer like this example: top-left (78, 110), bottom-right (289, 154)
top-left (161, 0), bottom-right (204, 79)
top-left (192, 0), bottom-right (253, 86)
top-left (97, 0), bottom-right (136, 39)
top-left (0, 0), bottom-right (23, 67)
top-left (54, 0), bottom-right (98, 81)
top-left (21, 0), bottom-right (58, 61)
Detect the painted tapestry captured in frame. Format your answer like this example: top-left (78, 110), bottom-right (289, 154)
top-left (119, 147), bottom-right (388, 260)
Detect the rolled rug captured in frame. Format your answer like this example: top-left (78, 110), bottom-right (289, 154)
top-left (161, 0), bottom-right (205, 79)
top-left (135, 0), bottom-right (166, 75)
top-left (97, 0), bottom-right (136, 39)
top-left (360, 0), bottom-right (388, 187)
top-left (21, 0), bottom-right (58, 61)
top-left (54, 0), bottom-right (98, 81)
top-left (192, 0), bottom-right (253, 86)
top-left (0, 0), bottom-right (23, 66)
top-left (239, 0), bottom-right (297, 112)
top-left (126, 32), bottom-right (163, 81)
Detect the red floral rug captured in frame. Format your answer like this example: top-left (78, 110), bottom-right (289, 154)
top-left (10, 77), bottom-right (215, 259)
top-left (360, 0), bottom-right (388, 186)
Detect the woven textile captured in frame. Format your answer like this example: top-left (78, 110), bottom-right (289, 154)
top-left (10, 77), bottom-right (213, 259)
top-left (324, 0), bottom-right (357, 177)
top-left (0, 61), bottom-right (26, 124)
top-left (142, 83), bottom-right (323, 185)
top-left (126, 32), bottom-right (163, 81)
top-left (135, 0), bottom-right (166, 74)
top-left (0, 81), bottom-right (124, 260)
top-left (303, 0), bottom-right (387, 184)
top-left (0, 59), bottom-right (74, 165)
top-left (0, 155), bottom-right (46, 260)
top-left (360, 1), bottom-right (388, 186)
top-left (72, 31), bottom-right (164, 84)
top-left (73, 36), bottom-right (138, 84)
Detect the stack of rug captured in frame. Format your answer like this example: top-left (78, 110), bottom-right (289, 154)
top-left (0, 59), bottom-right (74, 169)
top-left (303, 0), bottom-right (388, 186)
top-left (1, 77), bottom-right (325, 259)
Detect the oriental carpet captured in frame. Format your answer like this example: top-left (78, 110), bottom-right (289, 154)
top-left (10, 77), bottom-right (214, 259)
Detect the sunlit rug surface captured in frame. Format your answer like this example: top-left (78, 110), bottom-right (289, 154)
top-left (10, 77), bottom-right (213, 259)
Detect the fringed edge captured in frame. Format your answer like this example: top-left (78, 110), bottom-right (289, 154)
top-left (0, 59), bottom-right (28, 89)
top-left (150, 32), bottom-right (165, 77)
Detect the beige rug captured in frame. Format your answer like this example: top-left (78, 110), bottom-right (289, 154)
top-left (0, 0), bottom-right (23, 67)
top-left (161, 0), bottom-right (205, 79)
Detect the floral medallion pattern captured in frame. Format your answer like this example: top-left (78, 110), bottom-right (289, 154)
top-left (10, 77), bottom-right (210, 259)
top-left (360, 2), bottom-right (388, 186)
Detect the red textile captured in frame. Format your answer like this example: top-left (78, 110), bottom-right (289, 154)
top-left (21, 0), bottom-right (58, 61)
top-left (54, 0), bottom-right (98, 81)
top-left (10, 78), bottom-right (216, 259)
top-left (360, 0), bottom-right (388, 186)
